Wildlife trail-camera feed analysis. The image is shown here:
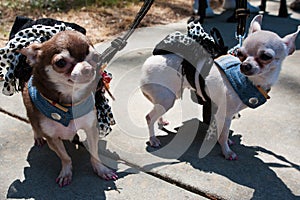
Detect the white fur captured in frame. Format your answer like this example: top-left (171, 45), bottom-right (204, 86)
top-left (40, 108), bottom-right (97, 140)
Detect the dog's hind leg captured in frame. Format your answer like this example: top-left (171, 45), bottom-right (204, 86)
top-left (145, 92), bottom-right (175, 147)
top-left (146, 104), bottom-right (167, 147)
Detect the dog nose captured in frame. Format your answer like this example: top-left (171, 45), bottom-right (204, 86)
top-left (240, 62), bottom-right (252, 73)
top-left (82, 68), bottom-right (92, 75)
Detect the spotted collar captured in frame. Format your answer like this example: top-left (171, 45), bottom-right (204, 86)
top-left (28, 76), bottom-right (95, 126)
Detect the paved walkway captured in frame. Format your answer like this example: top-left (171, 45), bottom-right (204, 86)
top-left (1, 0), bottom-right (300, 199)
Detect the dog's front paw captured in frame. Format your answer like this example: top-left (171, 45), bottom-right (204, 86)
top-left (148, 136), bottom-right (161, 147)
top-left (92, 161), bottom-right (118, 180)
top-left (56, 164), bottom-right (72, 187)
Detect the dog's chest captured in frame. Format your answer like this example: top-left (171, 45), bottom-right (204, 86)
top-left (39, 109), bottom-right (96, 140)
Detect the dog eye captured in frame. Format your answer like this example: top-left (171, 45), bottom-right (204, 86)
top-left (260, 53), bottom-right (273, 61)
top-left (236, 49), bottom-right (246, 61)
top-left (55, 59), bottom-right (67, 68)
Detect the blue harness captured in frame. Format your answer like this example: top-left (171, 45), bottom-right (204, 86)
top-left (28, 77), bottom-right (95, 126)
top-left (214, 55), bottom-right (269, 109)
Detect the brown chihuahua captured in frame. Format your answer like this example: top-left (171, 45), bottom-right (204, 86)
top-left (20, 30), bottom-right (117, 187)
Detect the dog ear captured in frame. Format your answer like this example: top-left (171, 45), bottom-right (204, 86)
top-left (282, 26), bottom-right (300, 55)
top-left (19, 43), bottom-right (42, 66)
top-left (248, 15), bottom-right (262, 35)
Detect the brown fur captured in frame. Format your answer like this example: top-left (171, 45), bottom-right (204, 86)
top-left (20, 30), bottom-right (117, 187)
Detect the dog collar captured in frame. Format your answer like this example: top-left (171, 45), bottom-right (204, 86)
top-left (28, 76), bottom-right (95, 126)
top-left (214, 55), bottom-right (270, 109)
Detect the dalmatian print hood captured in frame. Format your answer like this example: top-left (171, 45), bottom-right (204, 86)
top-left (0, 23), bottom-right (74, 96)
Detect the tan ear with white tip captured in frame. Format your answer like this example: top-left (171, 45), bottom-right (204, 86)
top-left (282, 25), bottom-right (300, 55)
top-left (248, 15), bottom-right (263, 35)
top-left (19, 43), bottom-right (42, 66)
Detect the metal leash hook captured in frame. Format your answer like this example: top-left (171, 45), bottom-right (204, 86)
top-left (235, 0), bottom-right (250, 47)
top-left (92, 0), bottom-right (155, 100)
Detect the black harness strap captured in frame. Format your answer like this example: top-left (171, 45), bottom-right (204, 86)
top-left (181, 59), bottom-right (210, 104)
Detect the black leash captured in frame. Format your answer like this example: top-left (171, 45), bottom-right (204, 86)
top-left (235, 0), bottom-right (250, 46)
top-left (95, 0), bottom-right (155, 68)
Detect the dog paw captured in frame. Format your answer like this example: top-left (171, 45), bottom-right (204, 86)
top-left (158, 119), bottom-right (169, 126)
top-left (224, 151), bottom-right (238, 161)
top-left (93, 163), bottom-right (118, 181)
top-left (158, 118), bottom-right (169, 129)
top-left (34, 138), bottom-right (46, 147)
top-left (56, 165), bottom-right (72, 187)
top-left (148, 136), bottom-right (161, 147)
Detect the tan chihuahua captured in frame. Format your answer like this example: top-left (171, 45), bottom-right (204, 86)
top-left (140, 15), bottom-right (299, 160)
top-left (20, 30), bottom-right (117, 187)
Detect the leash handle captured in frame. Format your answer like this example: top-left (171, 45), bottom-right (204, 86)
top-left (123, 0), bottom-right (155, 41)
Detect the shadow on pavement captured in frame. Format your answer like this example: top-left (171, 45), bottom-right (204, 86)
top-left (146, 118), bottom-right (300, 199)
top-left (6, 140), bottom-right (129, 200)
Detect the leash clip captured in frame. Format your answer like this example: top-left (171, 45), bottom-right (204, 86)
top-left (235, 32), bottom-right (246, 47)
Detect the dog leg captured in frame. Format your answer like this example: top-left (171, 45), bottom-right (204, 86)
top-left (33, 129), bottom-right (46, 147)
top-left (218, 118), bottom-right (237, 160)
top-left (228, 138), bottom-right (235, 146)
top-left (46, 137), bottom-right (73, 187)
top-left (214, 107), bottom-right (237, 160)
top-left (85, 126), bottom-right (118, 180)
top-left (146, 104), bottom-right (164, 147)
top-left (142, 84), bottom-right (176, 147)
top-left (29, 120), bottom-right (46, 147)
top-left (146, 99), bottom-right (174, 147)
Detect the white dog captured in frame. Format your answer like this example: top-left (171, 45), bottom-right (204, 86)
top-left (140, 15), bottom-right (299, 160)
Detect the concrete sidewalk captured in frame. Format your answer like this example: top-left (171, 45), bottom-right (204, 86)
top-left (1, 0), bottom-right (300, 199)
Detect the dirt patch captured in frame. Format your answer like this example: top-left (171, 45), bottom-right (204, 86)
top-left (0, 0), bottom-right (197, 47)
top-left (0, 0), bottom-right (224, 47)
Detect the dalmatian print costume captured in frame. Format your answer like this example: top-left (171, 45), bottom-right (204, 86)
top-left (0, 20), bottom-right (115, 136)
top-left (0, 23), bottom-right (73, 95)
top-left (153, 17), bottom-right (228, 60)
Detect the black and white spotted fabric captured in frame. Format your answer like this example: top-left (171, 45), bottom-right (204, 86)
top-left (187, 18), bottom-right (215, 43)
top-left (153, 17), bottom-right (227, 61)
top-left (153, 31), bottom-right (212, 67)
top-left (0, 23), bottom-right (73, 95)
top-left (95, 78), bottom-right (116, 137)
top-left (187, 17), bottom-right (228, 58)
